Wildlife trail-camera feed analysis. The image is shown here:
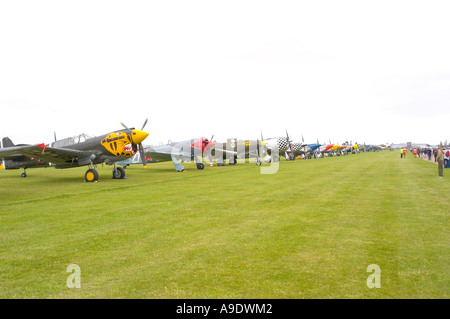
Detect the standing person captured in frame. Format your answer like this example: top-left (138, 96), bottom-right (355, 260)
top-left (400, 148), bottom-right (403, 158)
top-left (437, 146), bottom-right (444, 179)
top-left (444, 148), bottom-right (450, 168)
top-left (428, 148), bottom-right (432, 161)
top-left (403, 147), bottom-right (407, 158)
top-left (433, 148), bottom-right (438, 162)
top-left (413, 148), bottom-right (418, 158)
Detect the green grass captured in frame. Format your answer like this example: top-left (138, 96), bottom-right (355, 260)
top-left (0, 152), bottom-right (448, 298)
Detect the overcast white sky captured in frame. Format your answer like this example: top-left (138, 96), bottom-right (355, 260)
top-left (1, 0), bottom-right (449, 146)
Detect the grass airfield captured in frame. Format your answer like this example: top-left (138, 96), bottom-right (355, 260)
top-left (0, 151), bottom-right (448, 299)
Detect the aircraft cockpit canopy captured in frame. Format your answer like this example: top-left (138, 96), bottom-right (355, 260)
top-left (51, 133), bottom-right (92, 148)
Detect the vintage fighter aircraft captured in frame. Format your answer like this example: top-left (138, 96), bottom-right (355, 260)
top-left (0, 120), bottom-right (149, 182)
top-left (299, 137), bottom-right (321, 159)
top-left (317, 143), bottom-right (335, 158)
top-left (331, 143), bottom-right (343, 156)
top-left (117, 137), bottom-right (218, 172)
top-left (263, 130), bottom-right (303, 162)
top-left (211, 138), bottom-right (267, 166)
top-left (353, 143), bottom-right (360, 153)
top-left (343, 141), bottom-right (356, 155)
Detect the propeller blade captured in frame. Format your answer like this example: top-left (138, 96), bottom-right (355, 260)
top-left (121, 122), bottom-right (132, 133)
top-left (256, 139), bottom-right (260, 158)
top-left (54, 132), bottom-right (57, 142)
top-left (139, 143), bottom-right (147, 167)
top-left (141, 118), bottom-right (148, 131)
top-left (285, 129), bottom-right (294, 158)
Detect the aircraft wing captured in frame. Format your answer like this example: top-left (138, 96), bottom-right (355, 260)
top-left (144, 151), bottom-right (172, 162)
top-left (213, 148), bottom-right (238, 155)
top-left (144, 145), bottom-right (189, 162)
top-left (0, 144), bottom-right (91, 166)
top-left (145, 144), bottom-right (196, 159)
top-left (0, 152), bottom-right (30, 161)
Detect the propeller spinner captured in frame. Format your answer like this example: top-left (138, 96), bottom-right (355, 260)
top-left (121, 118), bottom-right (149, 167)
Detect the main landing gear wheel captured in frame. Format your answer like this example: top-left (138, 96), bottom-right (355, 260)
top-left (85, 168), bottom-right (99, 182)
top-left (256, 160), bottom-right (261, 166)
top-left (21, 172), bottom-right (27, 178)
top-left (112, 167), bottom-right (126, 179)
top-left (196, 163), bottom-right (205, 170)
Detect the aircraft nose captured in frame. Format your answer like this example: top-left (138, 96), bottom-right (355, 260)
top-left (261, 141), bottom-right (266, 146)
top-left (205, 141), bottom-right (215, 149)
top-left (131, 130), bottom-right (149, 144)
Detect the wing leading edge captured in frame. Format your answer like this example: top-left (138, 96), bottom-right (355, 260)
top-left (0, 144), bottom-right (91, 166)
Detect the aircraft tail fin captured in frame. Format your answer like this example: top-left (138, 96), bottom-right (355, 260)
top-left (1, 137), bottom-right (18, 169)
top-left (2, 137), bottom-right (15, 148)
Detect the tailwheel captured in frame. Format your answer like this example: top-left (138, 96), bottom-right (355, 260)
top-left (21, 172), bottom-right (27, 178)
top-left (112, 167), bottom-right (126, 179)
top-left (85, 168), bottom-right (99, 182)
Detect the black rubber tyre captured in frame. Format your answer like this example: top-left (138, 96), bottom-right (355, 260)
top-left (85, 169), bottom-right (99, 182)
top-left (112, 167), bottom-right (126, 179)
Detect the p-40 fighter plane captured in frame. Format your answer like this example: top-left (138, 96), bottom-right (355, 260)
top-left (0, 120), bottom-right (149, 182)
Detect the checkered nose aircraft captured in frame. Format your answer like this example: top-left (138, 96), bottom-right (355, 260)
top-left (0, 119), bottom-right (149, 182)
top-left (262, 130), bottom-right (305, 162)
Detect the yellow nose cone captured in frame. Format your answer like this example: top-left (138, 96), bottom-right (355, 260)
top-left (131, 130), bottom-right (149, 144)
top-left (261, 141), bottom-right (266, 146)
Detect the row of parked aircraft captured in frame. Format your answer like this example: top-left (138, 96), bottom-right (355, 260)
top-left (0, 120), bottom-right (383, 182)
